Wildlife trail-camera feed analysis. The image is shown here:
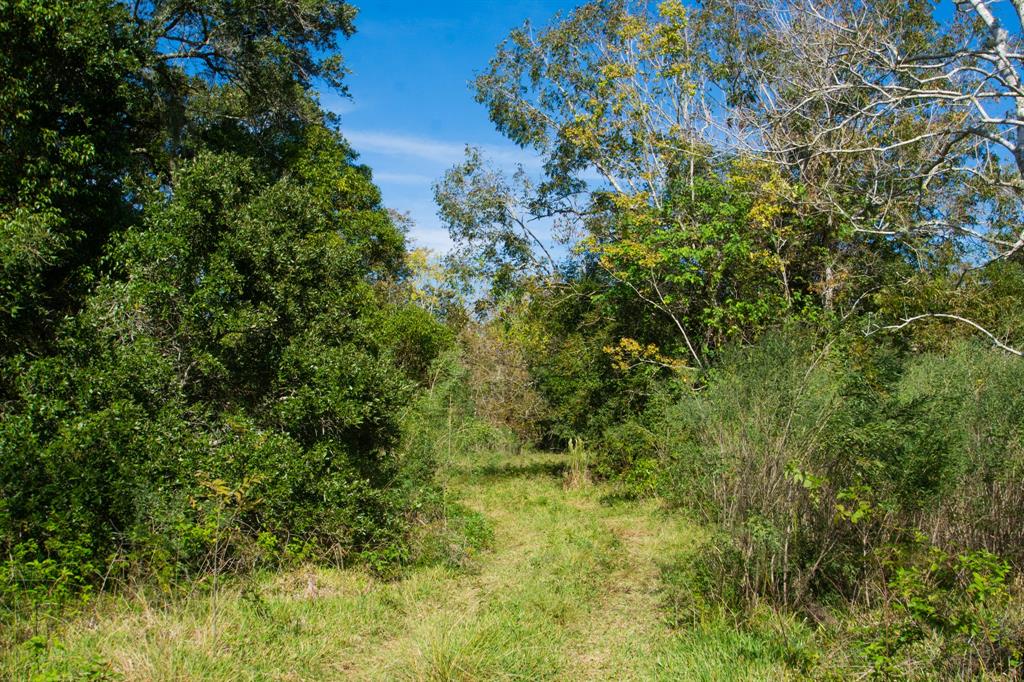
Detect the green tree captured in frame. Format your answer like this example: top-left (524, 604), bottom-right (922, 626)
top-left (449, 0), bottom-right (855, 368)
top-left (0, 0), bottom-right (141, 363)
top-left (1, 0), bottom-right (449, 588)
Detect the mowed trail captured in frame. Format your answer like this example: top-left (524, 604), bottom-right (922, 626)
top-left (6, 452), bottom-right (800, 680)
top-left (354, 452), bottom-right (795, 681)
top-left (366, 452), bottom-right (696, 680)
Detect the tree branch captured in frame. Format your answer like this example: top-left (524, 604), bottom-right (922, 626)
top-left (877, 313), bottom-right (1023, 356)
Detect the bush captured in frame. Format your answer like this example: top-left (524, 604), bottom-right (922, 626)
top-left (653, 331), bottom-right (1024, 612)
top-left (593, 420), bottom-right (662, 497)
top-left (397, 347), bottom-right (518, 477)
top-left (408, 499), bottom-right (494, 573)
top-left (460, 321), bottom-right (547, 449)
top-left (0, 136), bottom-right (451, 603)
top-left (894, 347), bottom-right (1024, 563)
top-left (863, 545), bottom-right (1024, 678)
top-left (646, 332), bottom-right (1024, 677)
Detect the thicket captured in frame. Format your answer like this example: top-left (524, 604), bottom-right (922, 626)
top-left (0, 0), bottom-right (455, 619)
top-left (434, 0), bottom-right (1024, 676)
top-left (638, 334), bottom-right (1021, 675)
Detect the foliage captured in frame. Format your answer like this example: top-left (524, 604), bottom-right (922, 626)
top-left (0, 0), bottom-right (141, 360)
top-left (863, 545), bottom-right (1024, 679)
top-left (460, 316), bottom-right (548, 448)
top-left (583, 160), bottom-right (832, 361)
top-left (452, 0), bottom-right (901, 367)
top-left (449, 1), bottom-right (1024, 674)
top-left (407, 499), bottom-right (494, 574)
top-left (434, 147), bottom-right (559, 301)
top-left (0, 0), bottom-right (452, 613)
top-left (396, 347), bottom-right (517, 476)
top-left (645, 333), bottom-right (1024, 636)
top-left (5, 0), bottom-right (1024, 677)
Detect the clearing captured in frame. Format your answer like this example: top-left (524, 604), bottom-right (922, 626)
top-left (5, 452), bottom-right (805, 680)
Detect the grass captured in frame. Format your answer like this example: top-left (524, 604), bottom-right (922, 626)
top-left (2, 451), bottom-right (811, 680)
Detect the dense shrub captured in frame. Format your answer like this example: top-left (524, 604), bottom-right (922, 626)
top-left (866, 545), bottom-right (1024, 678)
top-left (593, 420), bottom-right (663, 497)
top-left (649, 332), bottom-right (1024, 612)
top-left (460, 321), bottom-right (547, 448)
top-left (0, 135), bottom-right (452, 595)
top-left (644, 332), bottom-right (1024, 676)
top-left (0, 0), bottom-right (454, 605)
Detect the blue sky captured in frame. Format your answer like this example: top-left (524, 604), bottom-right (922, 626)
top-left (324, 1), bottom-right (581, 252)
top-left (326, 1), bottom-right (994, 253)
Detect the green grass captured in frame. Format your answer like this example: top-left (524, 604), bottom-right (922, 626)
top-left (2, 451), bottom-right (810, 680)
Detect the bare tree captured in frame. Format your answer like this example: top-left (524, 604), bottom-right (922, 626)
top-left (729, 0), bottom-right (1024, 351)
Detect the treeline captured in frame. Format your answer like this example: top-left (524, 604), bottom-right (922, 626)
top-left (433, 0), bottom-right (1024, 676)
top-left (0, 0), bottom-right (464, 608)
top-left (4, 0), bottom-right (1024, 676)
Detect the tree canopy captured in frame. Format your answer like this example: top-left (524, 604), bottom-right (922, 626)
top-left (0, 0), bottom-right (448, 585)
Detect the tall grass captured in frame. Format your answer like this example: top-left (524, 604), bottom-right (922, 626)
top-left (563, 437), bottom-right (591, 489)
top-left (399, 348), bottom-right (520, 479)
top-left (647, 331), bottom-right (1024, 676)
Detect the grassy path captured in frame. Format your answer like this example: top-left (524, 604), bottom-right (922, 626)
top-left (4, 452), bottom-right (803, 680)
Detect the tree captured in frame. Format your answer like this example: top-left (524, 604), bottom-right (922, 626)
top-left (449, 0), bottom-right (846, 366)
top-left (1, 0), bottom-right (448, 585)
top-left (435, 147), bottom-right (559, 297)
top-left (725, 0), bottom-right (1024, 352)
top-left (0, 0), bottom-right (141, 362)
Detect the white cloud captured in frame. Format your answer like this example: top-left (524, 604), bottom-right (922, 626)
top-left (373, 171), bottom-right (435, 185)
top-left (375, 196), bottom-right (453, 252)
top-left (342, 130), bottom-right (588, 255)
top-left (406, 225), bottom-right (454, 252)
top-left (345, 130), bottom-right (542, 169)
top-left (347, 130), bottom-right (465, 163)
